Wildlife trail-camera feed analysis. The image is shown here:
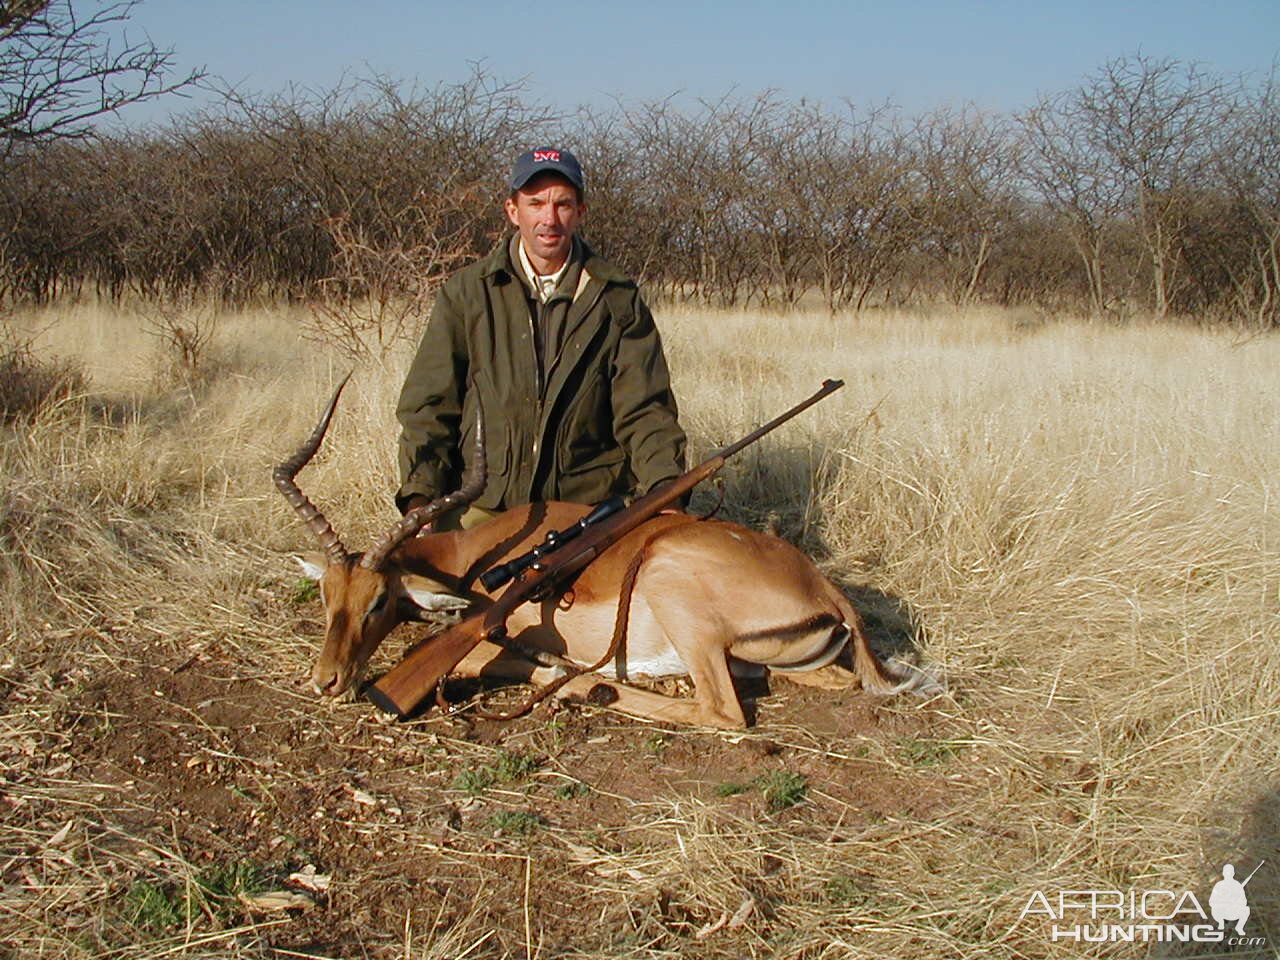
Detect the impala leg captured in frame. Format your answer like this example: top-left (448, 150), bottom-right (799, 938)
top-left (641, 581), bottom-right (748, 730)
top-left (453, 638), bottom-right (737, 726)
top-left (674, 641), bottom-right (747, 728)
top-left (774, 662), bottom-right (860, 690)
top-left (451, 638), bottom-right (561, 684)
top-left (551, 674), bottom-right (743, 729)
top-left (448, 645), bottom-right (723, 726)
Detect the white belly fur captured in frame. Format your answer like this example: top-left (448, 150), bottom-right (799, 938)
top-left (591, 647), bottom-right (689, 679)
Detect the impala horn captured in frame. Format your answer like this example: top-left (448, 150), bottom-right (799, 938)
top-left (274, 373), bottom-right (353, 565)
top-left (360, 410), bottom-right (486, 571)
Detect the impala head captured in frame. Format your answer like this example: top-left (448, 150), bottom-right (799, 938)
top-left (275, 375), bottom-right (483, 696)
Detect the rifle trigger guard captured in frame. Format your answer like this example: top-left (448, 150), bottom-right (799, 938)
top-left (524, 578), bottom-right (556, 605)
top-left (557, 588), bottom-right (575, 611)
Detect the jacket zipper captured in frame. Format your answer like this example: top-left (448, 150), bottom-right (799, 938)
top-left (529, 299), bottom-right (544, 470)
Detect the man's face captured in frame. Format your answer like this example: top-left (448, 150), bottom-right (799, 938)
top-left (504, 173), bottom-right (586, 274)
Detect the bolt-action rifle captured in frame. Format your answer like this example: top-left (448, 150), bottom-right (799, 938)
top-left (365, 379), bottom-right (845, 718)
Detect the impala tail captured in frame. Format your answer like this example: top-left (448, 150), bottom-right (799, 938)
top-left (828, 587), bottom-right (944, 697)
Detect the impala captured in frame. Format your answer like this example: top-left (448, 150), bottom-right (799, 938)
top-left (277, 379), bottom-right (935, 729)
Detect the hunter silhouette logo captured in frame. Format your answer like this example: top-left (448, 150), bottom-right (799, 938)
top-left (1018, 859), bottom-right (1267, 946)
top-left (1210, 861), bottom-right (1263, 935)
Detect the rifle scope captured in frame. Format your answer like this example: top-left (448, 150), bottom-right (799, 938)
top-left (479, 496), bottom-right (626, 593)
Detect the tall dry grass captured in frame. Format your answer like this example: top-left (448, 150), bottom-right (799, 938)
top-left (2, 300), bottom-right (1277, 958)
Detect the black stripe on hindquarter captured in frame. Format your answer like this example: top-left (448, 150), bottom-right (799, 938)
top-left (734, 612), bottom-right (841, 642)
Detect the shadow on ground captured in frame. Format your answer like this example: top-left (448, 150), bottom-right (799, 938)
top-left (1150, 785), bottom-right (1278, 958)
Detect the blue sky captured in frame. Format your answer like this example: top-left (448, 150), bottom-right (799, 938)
top-left (125, 0), bottom-right (1277, 122)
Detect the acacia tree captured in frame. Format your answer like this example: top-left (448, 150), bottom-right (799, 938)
top-left (1209, 71), bottom-right (1280, 326)
top-left (1021, 56), bottom-right (1237, 319)
top-left (0, 0), bottom-right (203, 155)
top-left (910, 106), bottom-right (1021, 306)
top-left (1019, 92), bottom-right (1127, 318)
top-left (1080, 56), bottom-right (1236, 319)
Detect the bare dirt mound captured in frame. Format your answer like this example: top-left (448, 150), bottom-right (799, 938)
top-left (11, 646), bottom-right (963, 958)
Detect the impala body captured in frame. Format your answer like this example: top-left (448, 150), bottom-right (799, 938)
top-left (279, 379), bottom-right (933, 729)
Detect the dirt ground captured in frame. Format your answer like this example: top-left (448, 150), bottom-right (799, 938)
top-left (6, 614), bottom-right (966, 959)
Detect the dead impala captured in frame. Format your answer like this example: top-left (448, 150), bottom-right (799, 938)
top-left (277, 379), bottom-right (935, 730)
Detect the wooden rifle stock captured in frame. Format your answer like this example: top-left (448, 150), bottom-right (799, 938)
top-left (366, 379), bottom-right (844, 717)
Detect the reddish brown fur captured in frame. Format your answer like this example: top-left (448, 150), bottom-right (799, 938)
top-left (306, 502), bottom-right (918, 729)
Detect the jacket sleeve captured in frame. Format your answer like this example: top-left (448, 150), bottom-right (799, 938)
top-left (609, 290), bottom-right (687, 496)
top-left (395, 281), bottom-right (468, 513)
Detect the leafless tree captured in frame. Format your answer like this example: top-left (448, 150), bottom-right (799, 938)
top-left (1079, 56), bottom-right (1236, 319)
top-left (909, 106), bottom-right (1021, 306)
top-left (1021, 55), bottom-right (1238, 319)
top-left (306, 185), bottom-right (482, 361)
top-left (1019, 92), bottom-right (1127, 318)
top-left (1, 51), bottom-right (1273, 324)
top-left (1205, 69), bottom-right (1280, 326)
top-left (1, 0), bottom-right (203, 155)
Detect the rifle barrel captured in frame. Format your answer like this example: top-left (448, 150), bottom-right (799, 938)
top-left (716, 379), bottom-right (843, 460)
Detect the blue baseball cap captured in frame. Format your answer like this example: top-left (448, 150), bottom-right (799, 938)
top-left (508, 147), bottom-right (585, 193)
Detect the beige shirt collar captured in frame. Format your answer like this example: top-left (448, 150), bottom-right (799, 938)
top-left (517, 238), bottom-right (573, 304)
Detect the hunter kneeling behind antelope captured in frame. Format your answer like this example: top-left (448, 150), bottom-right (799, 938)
top-left (278, 379), bottom-right (937, 730)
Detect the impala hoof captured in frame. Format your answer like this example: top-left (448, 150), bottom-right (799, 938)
top-left (586, 683), bottom-right (618, 706)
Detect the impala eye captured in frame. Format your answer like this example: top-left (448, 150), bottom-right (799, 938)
top-left (367, 593), bottom-right (388, 618)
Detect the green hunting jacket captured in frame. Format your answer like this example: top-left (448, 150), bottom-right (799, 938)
top-left (395, 237), bottom-right (686, 513)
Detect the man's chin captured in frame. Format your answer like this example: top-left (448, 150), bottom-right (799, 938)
top-left (535, 237), bottom-right (568, 256)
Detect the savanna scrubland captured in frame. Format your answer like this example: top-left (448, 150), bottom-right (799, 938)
top-left (2, 300), bottom-right (1276, 959)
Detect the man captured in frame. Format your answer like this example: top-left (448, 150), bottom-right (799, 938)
top-left (396, 147), bottom-right (686, 529)
top-left (1209, 863), bottom-right (1253, 936)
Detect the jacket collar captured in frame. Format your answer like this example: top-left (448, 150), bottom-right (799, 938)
top-left (481, 234), bottom-right (631, 287)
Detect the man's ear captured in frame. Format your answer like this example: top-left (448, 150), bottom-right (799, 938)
top-left (293, 554), bottom-right (327, 581)
top-left (400, 573), bottom-right (470, 612)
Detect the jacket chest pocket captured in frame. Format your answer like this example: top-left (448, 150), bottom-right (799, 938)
top-left (553, 360), bottom-right (629, 503)
top-left (556, 358), bottom-right (615, 463)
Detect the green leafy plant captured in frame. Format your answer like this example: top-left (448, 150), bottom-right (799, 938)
top-left (489, 810), bottom-right (544, 837)
top-left (755, 770), bottom-right (808, 811)
top-left (290, 578), bottom-right (319, 605)
top-left (197, 861), bottom-right (268, 906)
top-left (453, 751), bottom-right (541, 796)
top-left (493, 750), bottom-right (540, 783)
top-left (896, 737), bottom-right (963, 767)
top-left (121, 861), bottom-right (268, 933)
top-left (824, 873), bottom-right (872, 907)
top-left (555, 781), bottom-right (590, 800)
top-left (452, 767), bottom-right (496, 795)
top-left (644, 734), bottom-right (669, 759)
top-left (123, 880), bottom-right (186, 932)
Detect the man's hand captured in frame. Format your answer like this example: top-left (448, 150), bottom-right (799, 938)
top-left (404, 495), bottom-right (435, 536)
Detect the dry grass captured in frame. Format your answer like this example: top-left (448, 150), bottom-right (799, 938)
top-left (1, 300), bottom-right (1277, 958)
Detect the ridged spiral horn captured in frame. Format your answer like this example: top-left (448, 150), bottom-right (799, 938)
top-left (360, 408), bottom-right (486, 570)
top-left (273, 373), bottom-right (353, 565)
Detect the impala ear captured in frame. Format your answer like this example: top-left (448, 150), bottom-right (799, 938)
top-left (293, 553), bottom-right (327, 581)
top-left (401, 573), bottom-right (470, 612)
